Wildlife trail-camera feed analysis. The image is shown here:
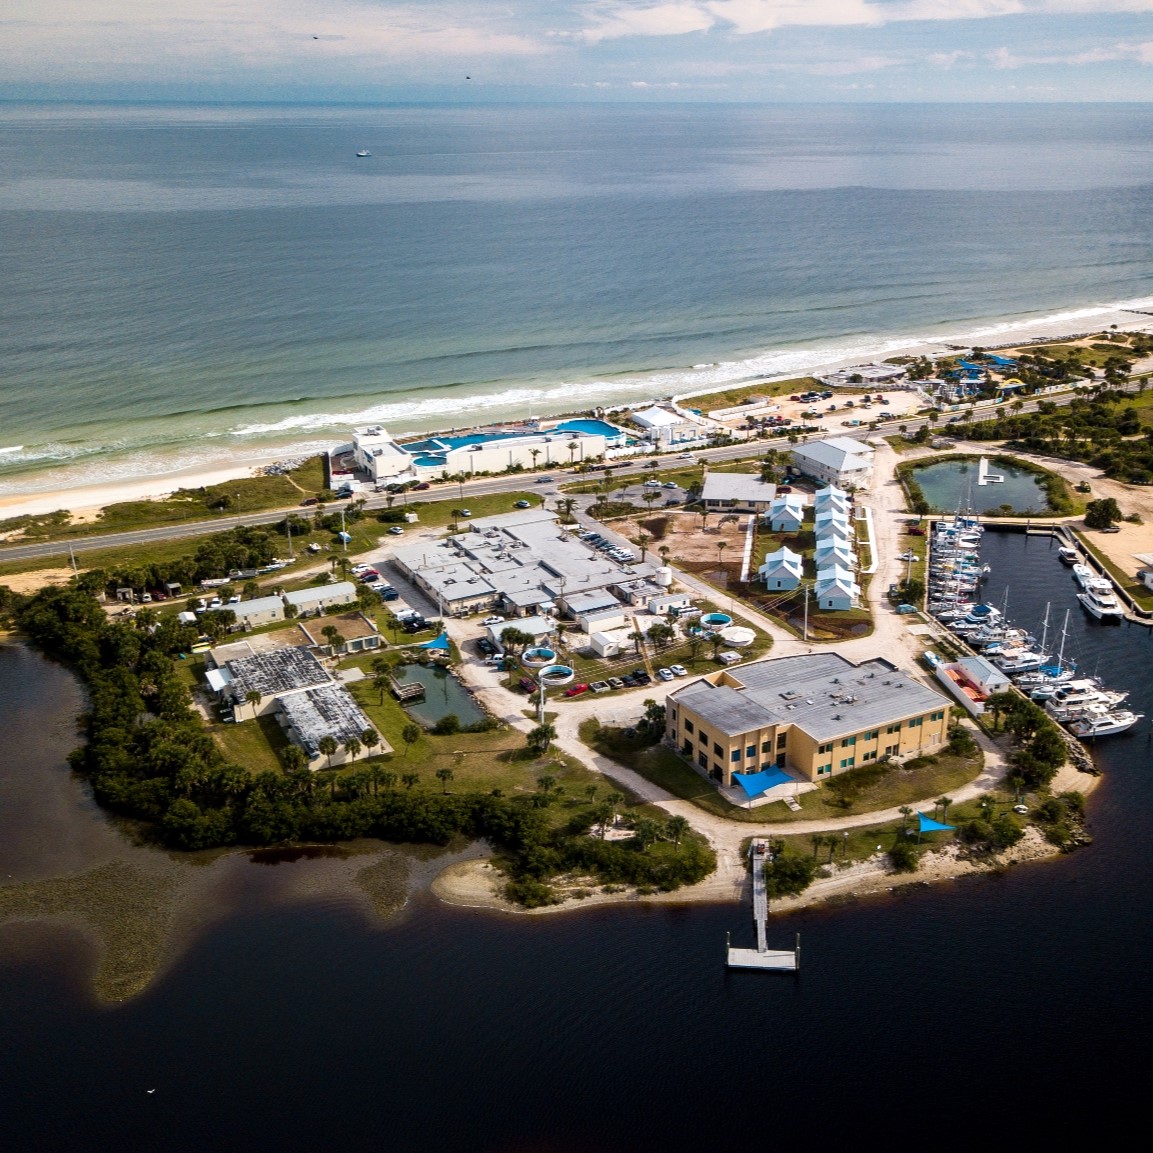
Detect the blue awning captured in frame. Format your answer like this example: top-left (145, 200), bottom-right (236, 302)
top-left (918, 812), bottom-right (955, 832)
top-left (733, 767), bottom-right (792, 799)
top-left (422, 632), bottom-right (451, 651)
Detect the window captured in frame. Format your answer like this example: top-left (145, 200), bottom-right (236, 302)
top-left (930, 710), bottom-right (944, 721)
top-left (818, 742), bottom-right (833, 754)
top-left (669, 708), bottom-right (677, 722)
top-left (698, 730), bottom-right (707, 744)
top-left (746, 745), bottom-right (757, 759)
top-left (761, 740), bottom-right (772, 754)
top-left (682, 741), bottom-right (692, 756)
top-left (731, 749), bottom-right (741, 763)
top-left (697, 751), bottom-right (708, 769)
top-left (713, 763), bottom-right (723, 776)
top-left (864, 729), bottom-right (879, 740)
top-left (817, 764), bottom-right (832, 776)
top-left (886, 723), bottom-right (901, 734)
top-left (777, 733), bottom-right (788, 749)
top-left (862, 750), bottom-right (877, 762)
top-left (884, 744), bottom-right (898, 757)
top-left (841, 736), bottom-right (856, 748)
top-left (909, 716), bottom-right (924, 728)
top-left (713, 742), bottom-right (723, 757)
top-left (840, 756), bottom-right (855, 769)
top-left (684, 719), bottom-right (694, 734)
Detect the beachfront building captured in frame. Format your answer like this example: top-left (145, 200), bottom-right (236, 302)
top-left (766, 493), bottom-right (806, 532)
top-left (630, 405), bottom-right (702, 447)
top-left (284, 581), bottom-right (358, 618)
top-left (349, 419), bottom-right (631, 483)
top-left (391, 509), bottom-right (661, 620)
top-left (790, 437), bottom-right (874, 489)
top-left (665, 653), bottom-right (951, 787)
top-left (700, 473), bottom-right (778, 515)
top-left (759, 546), bottom-right (803, 591)
top-left (814, 565), bottom-right (860, 610)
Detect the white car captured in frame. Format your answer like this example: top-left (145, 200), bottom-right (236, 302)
top-left (351, 563), bottom-right (372, 574)
top-left (483, 615), bottom-right (506, 626)
top-left (669, 664), bottom-right (688, 677)
top-left (657, 667), bottom-right (675, 682)
top-left (643, 478), bottom-right (662, 488)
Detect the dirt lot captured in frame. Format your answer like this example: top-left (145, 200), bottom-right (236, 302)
top-left (613, 508), bottom-right (753, 586)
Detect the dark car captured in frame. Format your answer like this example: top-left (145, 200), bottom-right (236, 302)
top-left (379, 589), bottom-right (399, 602)
top-left (414, 482), bottom-right (431, 490)
top-left (535, 476), bottom-right (554, 484)
top-left (477, 638), bottom-right (497, 655)
top-left (518, 677), bottom-right (537, 694)
top-left (300, 497), bottom-right (318, 506)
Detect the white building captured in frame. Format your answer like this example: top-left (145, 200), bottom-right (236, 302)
top-left (284, 581), bottom-right (359, 618)
top-left (630, 405), bottom-right (700, 446)
top-left (814, 538), bottom-right (856, 572)
top-left (759, 546), bottom-right (803, 591)
top-left (350, 426), bottom-right (418, 482)
top-left (813, 484), bottom-right (850, 514)
top-left (766, 493), bottom-right (806, 533)
top-left (700, 473), bottom-right (778, 514)
top-left (814, 565), bottom-right (860, 610)
top-left (814, 511), bottom-right (854, 546)
top-left (936, 656), bottom-right (1011, 717)
top-left (231, 595), bottom-right (287, 630)
top-left (791, 437), bottom-right (874, 488)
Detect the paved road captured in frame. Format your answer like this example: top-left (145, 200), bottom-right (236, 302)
top-left (1, 379), bottom-right (1141, 566)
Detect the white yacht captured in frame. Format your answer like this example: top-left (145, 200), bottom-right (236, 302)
top-left (1071, 563), bottom-right (1095, 589)
top-left (1068, 710), bottom-right (1143, 738)
top-left (1057, 545), bottom-right (1079, 566)
top-left (1078, 587), bottom-right (1124, 621)
top-left (356, 149), bottom-right (371, 158)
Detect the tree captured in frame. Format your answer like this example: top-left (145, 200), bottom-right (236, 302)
top-left (1085, 497), bottom-right (1121, 530)
top-left (245, 689), bottom-right (263, 712)
top-left (715, 540), bottom-right (728, 570)
top-left (633, 817), bottom-right (662, 851)
top-left (898, 805), bottom-right (913, 832)
top-left (401, 771), bottom-right (419, 789)
top-left (530, 448), bottom-right (541, 470)
top-left (435, 767), bottom-right (454, 793)
top-left (937, 795), bottom-right (954, 823)
top-left (401, 722), bottom-right (421, 757)
top-left (628, 629), bottom-right (646, 655)
top-left (343, 736), bottom-right (362, 762)
top-left (567, 439), bottom-right (580, 465)
top-left (280, 745), bottom-right (308, 774)
top-left (322, 624), bottom-right (342, 651)
top-left (635, 531), bottom-right (651, 561)
top-left (526, 723), bottom-right (556, 755)
top-left (317, 734), bottom-right (338, 769)
top-left (667, 815), bottom-right (690, 848)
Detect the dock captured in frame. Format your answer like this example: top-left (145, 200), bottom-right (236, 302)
top-left (389, 676), bottom-right (425, 702)
top-left (726, 839), bottom-right (800, 972)
top-left (977, 456), bottom-right (1004, 486)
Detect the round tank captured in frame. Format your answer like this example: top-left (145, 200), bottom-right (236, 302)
top-left (656, 566), bottom-right (673, 588)
top-left (538, 664), bottom-right (575, 688)
top-left (720, 625), bottom-right (755, 647)
top-left (521, 646), bottom-right (557, 668)
top-left (700, 612), bottom-right (732, 632)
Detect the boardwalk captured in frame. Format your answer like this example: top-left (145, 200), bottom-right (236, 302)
top-left (726, 839), bottom-right (799, 972)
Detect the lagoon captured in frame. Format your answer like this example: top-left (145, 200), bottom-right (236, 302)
top-left (393, 662), bottom-right (487, 728)
top-left (913, 456), bottom-right (1052, 516)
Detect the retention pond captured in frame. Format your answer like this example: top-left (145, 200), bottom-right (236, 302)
top-left (393, 663), bottom-right (487, 728)
top-left (912, 456), bottom-right (1053, 516)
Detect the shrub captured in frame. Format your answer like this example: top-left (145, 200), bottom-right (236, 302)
top-left (431, 714), bottom-right (461, 735)
top-left (888, 841), bottom-right (920, 873)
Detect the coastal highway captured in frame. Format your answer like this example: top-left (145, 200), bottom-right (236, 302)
top-left (0, 384), bottom-right (1136, 567)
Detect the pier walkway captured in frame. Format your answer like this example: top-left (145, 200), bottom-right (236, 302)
top-left (726, 839), bottom-right (799, 972)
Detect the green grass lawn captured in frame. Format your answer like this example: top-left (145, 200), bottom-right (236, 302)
top-left (212, 714), bottom-right (293, 776)
top-left (581, 720), bottom-right (984, 824)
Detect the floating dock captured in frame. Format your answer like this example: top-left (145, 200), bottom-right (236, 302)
top-left (977, 456), bottom-right (1004, 486)
top-left (726, 839), bottom-right (800, 972)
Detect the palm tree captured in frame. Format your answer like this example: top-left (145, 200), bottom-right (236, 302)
top-left (937, 795), bottom-right (954, 823)
top-left (667, 815), bottom-right (690, 848)
top-left (698, 509), bottom-right (710, 532)
top-left (810, 834), bottom-right (825, 859)
top-left (584, 784), bottom-right (598, 805)
top-left (401, 771), bottom-right (419, 789)
top-left (317, 734), bottom-right (338, 769)
top-left (435, 767), bottom-right (454, 793)
top-left (530, 448), bottom-right (541, 471)
top-left (279, 745), bottom-right (307, 774)
top-left (716, 540), bottom-right (728, 570)
top-left (361, 727), bottom-right (380, 756)
top-left (635, 531), bottom-right (651, 561)
top-left (401, 722), bottom-right (421, 757)
top-left (343, 735), bottom-right (362, 762)
top-left (567, 439), bottom-right (580, 465)
top-left (633, 818), bottom-right (662, 851)
top-left (898, 805), bottom-right (913, 832)
top-left (642, 490), bottom-right (660, 512)
top-left (322, 624), bottom-right (341, 653)
top-left (526, 723), bottom-right (556, 755)
top-left (628, 629), bottom-right (645, 656)
top-left (245, 689), bottom-right (263, 713)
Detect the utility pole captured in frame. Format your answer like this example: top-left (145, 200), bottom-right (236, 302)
top-left (286, 518), bottom-right (294, 559)
top-left (340, 507), bottom-right (347, 552)
top-left (803, 583), bottom-right (810, 642)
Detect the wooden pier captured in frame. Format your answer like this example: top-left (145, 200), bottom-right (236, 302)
top-left (389, 676), bottom-right (425, 702)
top-left (726, 839), bottom-right (800, 972)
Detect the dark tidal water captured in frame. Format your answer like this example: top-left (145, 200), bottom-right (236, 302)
top-left (3, 535), bottom-right (1153, 1149)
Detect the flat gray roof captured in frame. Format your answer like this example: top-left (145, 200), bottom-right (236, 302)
top-left (226, 647), bottom-right (331, 700)
top-left (278, 684), bottom-right (374, 758)
top-left (671, 653), bottom-right (949, 742)
top-left (701, 473), bottom-right (778, 503)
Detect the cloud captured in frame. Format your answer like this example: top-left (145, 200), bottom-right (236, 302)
top-left (575, 3), bottom-right (715, 42)
top-left (988, 39), bottom-right (1153, 65)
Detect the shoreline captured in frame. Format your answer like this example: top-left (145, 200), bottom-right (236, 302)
top-left (3, 303), bottom-right (1152, 522)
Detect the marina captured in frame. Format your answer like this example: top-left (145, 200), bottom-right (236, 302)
top-left (927, 518), bottom-right (1143, 742)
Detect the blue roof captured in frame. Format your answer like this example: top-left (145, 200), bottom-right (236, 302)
top-left (733, 766), bottom-right (792, 799)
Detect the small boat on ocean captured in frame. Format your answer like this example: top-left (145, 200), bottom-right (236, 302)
top-left (356, 149), bottom-right (371, 158)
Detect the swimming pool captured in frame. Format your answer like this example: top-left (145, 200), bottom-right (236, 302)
top-left (553, 419), bottom-right (628, 445)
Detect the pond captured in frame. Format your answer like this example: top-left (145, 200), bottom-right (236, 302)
top-left (912, 456), bottom-right (1052, 516)
top-left (393, 663), bottom-right (487, 728)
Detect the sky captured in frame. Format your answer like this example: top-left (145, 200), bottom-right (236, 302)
top-left (3, 1), bottom-right (1153, 102)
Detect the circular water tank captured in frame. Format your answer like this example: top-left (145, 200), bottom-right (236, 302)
top-left (538, 664), bottom-right (575, 688)
top-left (720, 625), bottom-right (756, 647)
top-left (656, 566), bottom-right (673, 588)
top-left (521, 646), bottom-right (557, 668)
top-left (700, 612), bottom-right (732, 632)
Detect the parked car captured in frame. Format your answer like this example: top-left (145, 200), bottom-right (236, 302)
top-left (607, 677), bottom-right (625, 690)
top-left (657, 668), bottom-right (674, 682)
top-left (663, 481), bottom-right (678, 489)
top-left (518, 677), bottom-right (536, 693)
top-left (414, 482), bottom-right (431, 490)
top-left (564, 683), bottom-right (589, 698)
top-left (387, 526), bottom-right (405, 535)
top-left (379, 589), bottom-right (399, 602)
top-left (300, 497), bottom-right (318, 506)
top-left (459, 509), bottom-right (472, 517)
top-left (351, 563), bottom-right (372, 574)
top-left (483, 615), bottom-right (506, 625)
top-left (644, 478), bottom-right (662, 488)
top-left (670, 664), bottom-right (688, 677)
top-left (477, 638), bottom-right (497, 655)
top-left (360, 572), bottom-right (380, 583)
top-left (514, 499), bottom-right (531, 508)
top-left (907, 527), bottom-right (926, 536)
top-left (535, 476), bottom-right (554, 484)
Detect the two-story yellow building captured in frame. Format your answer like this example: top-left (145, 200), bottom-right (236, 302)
top-left (665, 653), bottom-right (952, 788)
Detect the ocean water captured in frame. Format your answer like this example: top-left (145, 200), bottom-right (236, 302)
top-left (2, 101), bottom-right (1153, 494)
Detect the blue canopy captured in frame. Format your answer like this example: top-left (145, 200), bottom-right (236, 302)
top-left (918, 812), bottom-right (955, 832)
top-left (421, 632), bottom-right (450, 651)
top-left (733, 767), bottom-right (791, 799)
